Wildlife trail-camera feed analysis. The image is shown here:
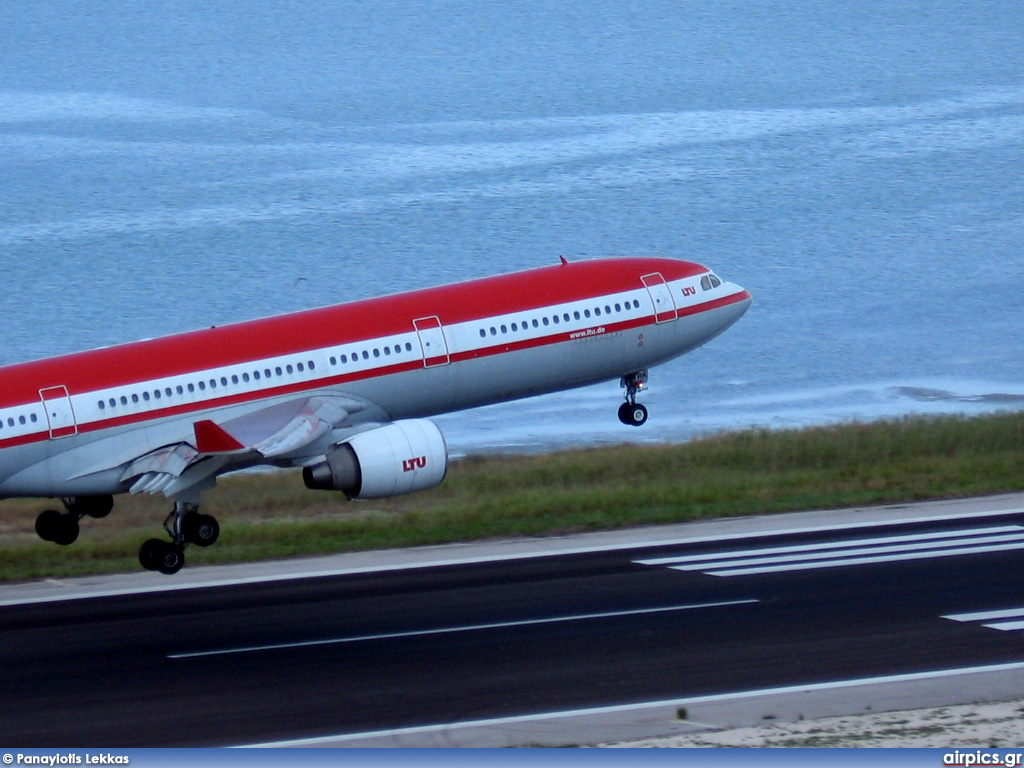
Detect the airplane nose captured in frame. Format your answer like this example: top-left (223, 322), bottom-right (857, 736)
top-left (725, 285), bottom-right (752, 326)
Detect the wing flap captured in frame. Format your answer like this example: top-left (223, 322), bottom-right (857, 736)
top-left (95, 395), bottom-right (367, 498)
top-left (215, 395), bottom-right (360, 459)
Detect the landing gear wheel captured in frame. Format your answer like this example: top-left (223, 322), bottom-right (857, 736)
top-left (618, 402), bottom-right (648, 427)
top-left (35, 509), bottom-right (62, 542)
top-left (139, 538), bottom-right (165, 571)
top-left (51, 514), bottom-right (81, 546)
top-left (139, 540), bottom-right (185, 574)
top-left (155, 543), bottom-right (185, 575)
top-left (182, 512), bottom-right (219, 547)
top-left (69, 495), bottom-right (114, 519)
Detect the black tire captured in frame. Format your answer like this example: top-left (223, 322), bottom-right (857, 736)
top-left (35, 509), bottom-right (62, 542)
top-left (192, 514), bottom-right (219, 547)
top-left (50, 514), bottom-right (80, 546)
top-left (618, 402), bottom-right (648, 427)
top-left (629, 403), bottom-right (648, 427)
top-left (70, 495), bottom-right (114, 519)
top-left (139, 539), bottom-right (165, 571)
top-left (154, 543), bottom-right (185, 575)
top-left (182, 512), bottom-right (220, 547)
top-left (617, 402), bottom-right (634, 425)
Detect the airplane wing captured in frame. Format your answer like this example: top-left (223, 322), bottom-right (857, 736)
top-left (117, 394), bottom-right (367, 498)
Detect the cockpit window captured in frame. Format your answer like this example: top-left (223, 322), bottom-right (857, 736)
top-left (701, 273), bottom-right (723, 291)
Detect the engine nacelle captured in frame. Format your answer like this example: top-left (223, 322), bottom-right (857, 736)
top-left (302, 419), bottom-right (448, 500)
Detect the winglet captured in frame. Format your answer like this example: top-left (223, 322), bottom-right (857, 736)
top-left (559, 254), bottom-right (569, 266)
top-left (194, 420), bottom-right (246, 454)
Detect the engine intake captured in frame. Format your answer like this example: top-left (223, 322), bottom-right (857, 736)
top-left (303, 419), bottom-right (448, 499)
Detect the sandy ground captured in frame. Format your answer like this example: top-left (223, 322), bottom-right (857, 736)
top-left (604, 698), bottom-right (1024, 748)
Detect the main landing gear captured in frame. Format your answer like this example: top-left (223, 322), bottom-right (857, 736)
top-left (35, 495), bottom-right (114, 546)
top-left (618, 370), bottom-right (649, 427)
top-left (139, 502), bottom-right (220, 575)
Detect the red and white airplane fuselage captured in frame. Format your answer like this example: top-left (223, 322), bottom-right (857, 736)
top-left (0, 256), bottom-right (750, 572)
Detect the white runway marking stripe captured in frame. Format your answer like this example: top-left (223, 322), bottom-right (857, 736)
top-left (168, 598), bottom-right (759, 659)
top-left (636, 525), bottom-right (1024, 577)
top-left (943, 607), bottom-right (1024, 632)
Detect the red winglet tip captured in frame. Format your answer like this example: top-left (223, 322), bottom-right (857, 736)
top-left (194, 420), bottom-right (245, 453)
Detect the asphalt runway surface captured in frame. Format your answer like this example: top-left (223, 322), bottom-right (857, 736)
top-left (3, 494), bottom-right (1024, 747)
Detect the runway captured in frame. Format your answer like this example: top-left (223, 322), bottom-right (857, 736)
top-left (3, 494), bottom-right (1024, 747)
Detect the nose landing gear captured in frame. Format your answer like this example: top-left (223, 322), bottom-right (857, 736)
top-left (618, 370), bottom-right (649, 427)
top-left (139, 502), bottom-right (220, 575)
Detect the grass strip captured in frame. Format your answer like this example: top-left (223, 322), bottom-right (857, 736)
top-left (1, 411), bottom-right (1023, 582)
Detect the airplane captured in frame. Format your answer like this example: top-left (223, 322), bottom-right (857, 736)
top-left (0, 255), bottom-right (751, 574)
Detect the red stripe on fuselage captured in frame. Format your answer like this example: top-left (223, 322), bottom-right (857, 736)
top-left (0, 257), bottom-right (705, 406)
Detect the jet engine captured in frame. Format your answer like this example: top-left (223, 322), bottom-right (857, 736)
top-left (302, 419), bottom-right (448, 499)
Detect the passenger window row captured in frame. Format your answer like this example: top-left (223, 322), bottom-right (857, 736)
top-left (477, 299), bottom-right (642, 338)
top-left (97, 358), bottom-right (319, 411)
top-left (0, 412), bottom-right (40, 429)
top-left (93, 336), bottom-right (419, 416)
top-left (329, 341), bottom-right (414, 366)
